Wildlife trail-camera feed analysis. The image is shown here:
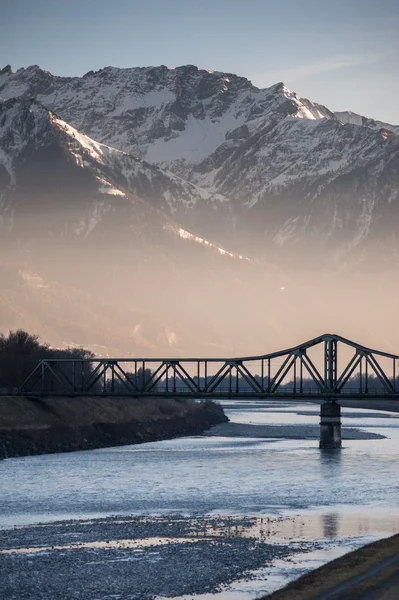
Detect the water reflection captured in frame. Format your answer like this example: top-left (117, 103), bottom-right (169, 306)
top-left (322, 514), bottom-right (338, 538)
top-left (209, 512), bottom-right (399, 541)
top-left (0, 537), bottom-right (200, 555)
top-left (319, 447), bottom-right (342, 472)
top-left (7, 512), bottom-right (397, 552)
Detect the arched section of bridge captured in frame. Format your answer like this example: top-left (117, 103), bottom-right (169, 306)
top-left (18, 333), bottom-right (399, 449)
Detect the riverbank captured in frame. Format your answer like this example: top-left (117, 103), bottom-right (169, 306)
top-left (262, 532), bottom-right (399, 599)
top-left (0, 395), bottom-right (227, 459)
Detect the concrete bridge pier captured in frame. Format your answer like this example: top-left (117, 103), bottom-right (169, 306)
top-left (319, 400), bottom-right (342, 449)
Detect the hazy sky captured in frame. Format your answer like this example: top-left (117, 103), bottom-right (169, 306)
top-left (2, 0), bottom-right (399, 123)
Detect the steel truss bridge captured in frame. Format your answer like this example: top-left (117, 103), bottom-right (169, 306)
top-left (19, 333), bottom-right (399, 400)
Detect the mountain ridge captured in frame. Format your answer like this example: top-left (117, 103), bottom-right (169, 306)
top-left (1, 63), bottom-right (399, 355)
top-left (1, 63), bottom-right (398, 266)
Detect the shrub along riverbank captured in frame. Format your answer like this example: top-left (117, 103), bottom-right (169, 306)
top-left (0, 395), bottom-right (228, 459)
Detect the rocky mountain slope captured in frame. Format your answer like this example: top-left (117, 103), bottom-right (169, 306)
top-left (0, 96), bottom-right (228, 228)
top-left (1, 64), bottom-right (398, 266)
top-left (335, 110), bottom-right (399, 136)
top-left (1, 64), bottom-right (399, 354)
top-left (0, 97), bottom-right (292, 356)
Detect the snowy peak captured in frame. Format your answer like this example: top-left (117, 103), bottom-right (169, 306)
top-left (0, 65), bottom-right (11, 76)
top-left (0, 97), bottom-right (53, 150)
top-left (1, 64), bottom-right (399, 266)
top-left (335, 110), bottom-right (399, 136)
top-left (266, 81), bottom-right (334, 120)
top-left (0, 98), bottom-right (56, 185)
top-left (0, 96), bottom-right (229, 239)
top-left (0, 97), bottom-right (119, 184)
top-left (0, 64), bottom-right (334, 171)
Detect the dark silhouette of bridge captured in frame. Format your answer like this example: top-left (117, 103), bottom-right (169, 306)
top-left (20, 333), bottom-right (399, 400)
top-left (18, 333), bottom-right (399, 449)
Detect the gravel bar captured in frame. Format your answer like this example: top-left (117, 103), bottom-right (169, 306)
top-left (201, 422), bottom-right (385, 440)
top-left (0, 515), bottom-right (316, 600)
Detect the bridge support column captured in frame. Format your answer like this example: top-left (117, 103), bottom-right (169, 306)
top-left (319, 400), bottom-right (341, 449)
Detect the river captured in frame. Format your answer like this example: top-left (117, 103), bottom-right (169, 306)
top-left (1, 401), bottom-right (399, 599)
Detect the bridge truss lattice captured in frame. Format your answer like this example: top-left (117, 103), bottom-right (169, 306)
top-left (19, 334), bottom-right (399, 399)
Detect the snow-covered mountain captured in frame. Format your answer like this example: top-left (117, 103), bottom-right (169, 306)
top-left (335, 110), bottom-right (399, 136)
top-left (0, 96), bottom-right (283, 356)
top-left (1, 63), bottom-right (398, 265)
top-left (0, 96), bottom-right (229, 230)
top-left (1, 63), bottom-right (399, 354)
top-left (0, 64), bottom-right (335, 183)
top-left (0, 95), bottom-right (251, 272)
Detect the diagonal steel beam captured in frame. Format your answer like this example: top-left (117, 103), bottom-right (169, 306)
top-left (266, 353), bottom-right (293, 393)
top-left (300, 353), bottom-right (325, 392)
top-left (267, 355), bottom-right (297, 393)
top-left (367, 354), bottom-right (395, 394)
top-left (205, 365), bottom-right (232, 393)
top-left (334, 352), bottom-right (360, 392)
top-left (83, 362), bottom-right (109, 392)
top-left (203, 362), bottom-right (230, 393)
top-left (110, 368), bottom-right (132, 392)
top-left (18, 362), bottom-right (43, 393)
top-left (137, 361), bottom-right (167, 392)
top-left (113, 362), bottom-right (140, 392)
top-left (144, 363), bottom-right (168, 392)
top-left (82, 361), bottom-right (107, 392)
top-left (110, 364), bottom-right (139, 393)
top-left (238, 362), bottom-right (263, 393)
top-left (41, 361), bottom-right (75, 392)
top-left (172, 363), bottom-right (200, 393)
top-left (236, 363), bottom-right (263, 393)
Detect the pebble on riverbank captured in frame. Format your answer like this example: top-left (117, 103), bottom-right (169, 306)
top-left (0, 515), bottom-right (316, 600)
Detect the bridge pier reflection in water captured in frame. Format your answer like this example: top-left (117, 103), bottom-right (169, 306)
top-left (18, 333), bottom-right (399, 449)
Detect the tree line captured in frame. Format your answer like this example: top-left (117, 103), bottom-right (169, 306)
top-left (0, 329), bottom-right (156, 394)
top-left (0, 329), bottom-right (93, 393)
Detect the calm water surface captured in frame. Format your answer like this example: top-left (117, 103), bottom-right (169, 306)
top-left (1, 401), bottom-right (399, 529)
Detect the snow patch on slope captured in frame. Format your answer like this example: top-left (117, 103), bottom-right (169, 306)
top-left (51, 114), bottom-right (125, 166)
top-left (335, 111), bottom-right (399, 136)
top-left (73, 200), bottom-right (112, 237)
top-left (168, 225), bottom-right (250, 261)
top-left (145, 111), bottom-right (247, 164)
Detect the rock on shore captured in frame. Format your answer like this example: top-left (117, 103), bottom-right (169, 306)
top-left (0, 396), bottom-right (228, 459)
